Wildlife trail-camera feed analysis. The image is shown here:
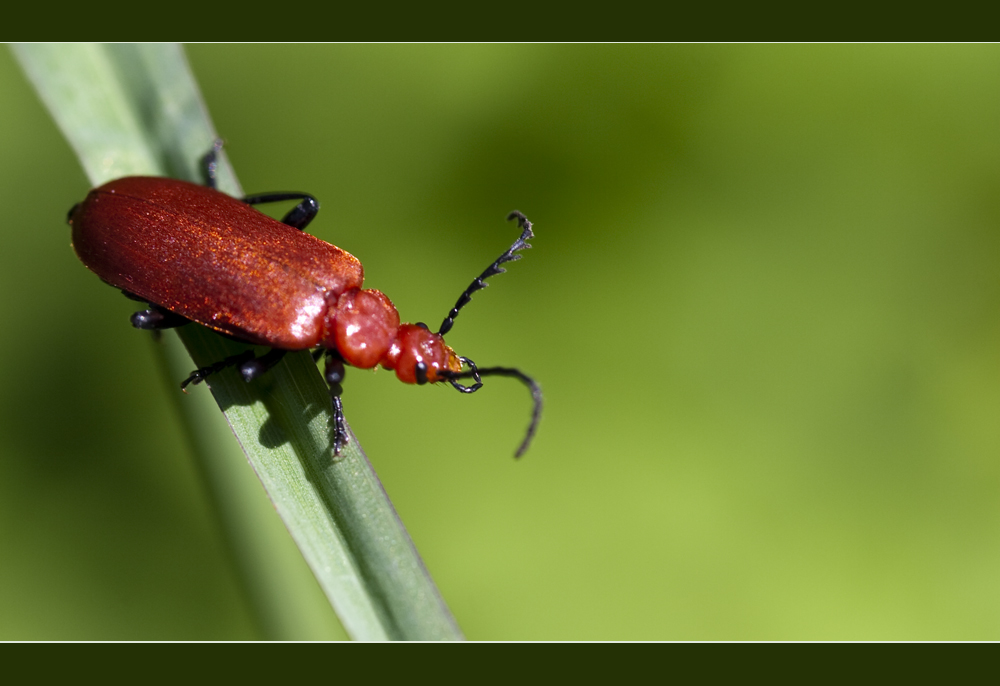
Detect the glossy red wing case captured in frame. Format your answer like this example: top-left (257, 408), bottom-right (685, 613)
top-left (71, 177), bottom-right (364, 349)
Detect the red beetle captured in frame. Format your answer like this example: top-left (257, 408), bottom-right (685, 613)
top-left (66, 146), bottom-right (541, 457)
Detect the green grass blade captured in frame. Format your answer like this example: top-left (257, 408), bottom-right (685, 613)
top-left (12, 43), bottom-right (462, 641)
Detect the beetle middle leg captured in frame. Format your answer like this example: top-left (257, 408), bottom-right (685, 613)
top-left (181, 348), bottom-right (287, 391)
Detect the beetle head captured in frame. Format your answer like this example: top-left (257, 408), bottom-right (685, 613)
top-left (381, 322), bottom-right (463, 385)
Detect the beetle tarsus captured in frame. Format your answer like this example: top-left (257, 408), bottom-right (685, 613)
top-left (323, 350), bottom-right (350, 455)
top-left (331, 394), bottom-right (349, 455)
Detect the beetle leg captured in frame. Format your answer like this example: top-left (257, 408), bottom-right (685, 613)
top-left (237, 348), bottom-right (287, 382)
top-left (180, 350), bottom-right (255, 391)
top-left (121, 289), bottom-right (190, 329)
top-left (201, 139), bottom-right (224, 189)
top-left (330, 395), bottom-right (347, 455)
top-left (200, 141), bottom-right (320, 229)
top-left (180, 347), bottom-right (290, 391)
top-left (130, 305), bottom-right (190, 330)
top-left (242, 193), bottom-right (320, 231)
top-left (324, 350), bottom-right (349, 455)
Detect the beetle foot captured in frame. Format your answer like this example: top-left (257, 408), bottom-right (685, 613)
top-left (331, 394), bottom-right (348, 455)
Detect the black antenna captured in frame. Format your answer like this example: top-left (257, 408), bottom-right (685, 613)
top-left (439, 357), bottom-right (543, 459)
top-left (438, 211), bottom-right (534, 335)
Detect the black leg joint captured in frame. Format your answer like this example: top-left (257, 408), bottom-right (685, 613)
top-left (239, 348), bottom-right (287, 382)
top-left (280, 196), bottom-right (320, 231)
top-left (181, 350), bottom-right (255, 390)
top-left (241, 192), bottom-right (320, 231)
top-left (130, 306), bottom-right (189, 330)
top-left (325, 353), bottom-right (346, 388)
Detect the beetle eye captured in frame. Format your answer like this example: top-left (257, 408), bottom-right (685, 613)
top-left (66, 203), bottom-right (81, 225)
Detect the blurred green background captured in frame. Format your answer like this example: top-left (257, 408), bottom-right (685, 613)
top-left (1, 44), bottom-right (998, 640)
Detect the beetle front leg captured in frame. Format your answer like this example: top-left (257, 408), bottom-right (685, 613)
top-left (324, 350), bottom-right (349, 455)
top-left (200, 142), bottom-right (319, 230)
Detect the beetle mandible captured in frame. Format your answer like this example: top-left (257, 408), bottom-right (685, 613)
top-left (66, 144), bottom-right (541, 457)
